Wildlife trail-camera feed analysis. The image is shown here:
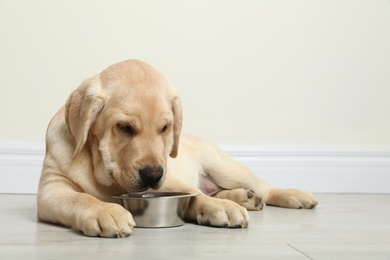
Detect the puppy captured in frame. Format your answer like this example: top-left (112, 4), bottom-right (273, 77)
top-left (37, 59), bottom-right (317, 237)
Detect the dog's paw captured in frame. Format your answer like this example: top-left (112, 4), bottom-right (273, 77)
top-left (244, 190), bottom-right (264, 210)
top-left (215, 189), bottom-right (263, 211)
top-left (77, 203), bottom-right (136, 238)
top-left (267, 188), bottom-right (318, 209)
top-left (195, 197), bottom-right (249, 228)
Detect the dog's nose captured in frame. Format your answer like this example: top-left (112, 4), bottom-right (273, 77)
top-left (139, 166), bottom-right (164, 185)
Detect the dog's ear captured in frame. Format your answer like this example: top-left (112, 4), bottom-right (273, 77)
top-left (170, 96), bottom-right (182, 158)
top-left (65, 77), bottom-right (105, 157)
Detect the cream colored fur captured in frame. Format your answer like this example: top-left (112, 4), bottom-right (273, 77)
top-left (37, 59), bottom-right (317, 238)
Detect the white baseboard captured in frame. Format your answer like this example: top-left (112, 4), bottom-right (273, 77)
top-left (1, 143), bottom-right (389, 194)
top-left (222, 146), bottom-right (390, 193)
top-left (0, 143), bottom-right (45, 194)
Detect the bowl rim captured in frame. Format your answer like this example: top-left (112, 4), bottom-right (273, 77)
top-left (112, 191), bottom-right (200, 200)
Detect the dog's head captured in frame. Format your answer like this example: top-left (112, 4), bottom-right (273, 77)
top-left (65, 59), bottom-right (182, 192)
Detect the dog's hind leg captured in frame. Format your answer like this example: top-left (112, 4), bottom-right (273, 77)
top-left (196, 139), bottom-right (318, 209)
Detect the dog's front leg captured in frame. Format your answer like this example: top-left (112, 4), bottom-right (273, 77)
top-left (159, 173), bottom-right (249, 228)
top-left (37, 176), bottom-right (135, 238)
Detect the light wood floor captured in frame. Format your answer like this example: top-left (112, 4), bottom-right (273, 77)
top-left (1, 194), bottom-right (389, 259)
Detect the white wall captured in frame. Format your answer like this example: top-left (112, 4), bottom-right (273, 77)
top-left (1, 1), bottom-right (390, 194)
top-left (1, 0), bottom-right (390, 150)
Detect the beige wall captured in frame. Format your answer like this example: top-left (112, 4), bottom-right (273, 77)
top-left (1, 1), bottom-right (390, 150)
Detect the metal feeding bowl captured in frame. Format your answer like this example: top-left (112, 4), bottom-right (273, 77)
top-left (113, 192), bottom-right (200, 228)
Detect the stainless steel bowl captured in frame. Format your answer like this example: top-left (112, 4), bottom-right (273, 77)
top-left (113, 192), bottom-right (199, 228)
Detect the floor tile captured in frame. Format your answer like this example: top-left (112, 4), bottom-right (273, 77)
top-left (1, 194), bottom-right (389, 259)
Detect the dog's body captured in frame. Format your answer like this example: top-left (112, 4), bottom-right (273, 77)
top-left (37, 59), bottom-right (317, 237)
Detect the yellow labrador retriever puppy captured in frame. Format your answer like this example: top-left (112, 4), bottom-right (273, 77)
top-left (37, 59), bottom-right (317, 237)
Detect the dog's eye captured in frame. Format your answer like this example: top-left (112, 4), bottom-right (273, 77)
top-left (161, 125), bottom-right (168, 133)
top-left (117, 124), bottom-right (136, 136)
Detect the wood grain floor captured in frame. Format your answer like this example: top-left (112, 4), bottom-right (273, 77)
top-left (1, 194), bottom-right (389, 259)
